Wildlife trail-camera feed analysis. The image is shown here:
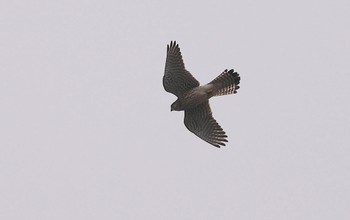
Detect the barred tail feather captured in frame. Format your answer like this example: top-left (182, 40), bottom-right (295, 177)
top-left (209, 69), bottom-right (240, 97)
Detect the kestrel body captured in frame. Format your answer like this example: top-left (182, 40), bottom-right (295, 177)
top-left (163, 41), bottom-right (241, 148)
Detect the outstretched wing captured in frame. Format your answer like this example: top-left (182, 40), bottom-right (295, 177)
top-left (163, 41), bottom-right (199, 97)
top-left (184, 101), bottom-right (228, 148)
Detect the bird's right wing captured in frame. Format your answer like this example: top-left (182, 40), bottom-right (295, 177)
top-left (184, 101), bottom-right (228, 148)
top-left (163, 41), bottom-right (199, 97)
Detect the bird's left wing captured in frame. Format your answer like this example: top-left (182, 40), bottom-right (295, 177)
top-left (184, 101), bottom-right (228, 148)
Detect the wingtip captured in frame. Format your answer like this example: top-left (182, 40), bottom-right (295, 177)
top-left (213, 144), bottom-right (221, 148)
top-left (168, 41), bottom-right (178, 48)
top-left (211, 140), bottom-right (227, 148)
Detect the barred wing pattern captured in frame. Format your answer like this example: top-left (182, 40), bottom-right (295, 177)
top-left (163, 41), bottom-right (199, 97)
top-left (184, 101), bottom-right (228, 148)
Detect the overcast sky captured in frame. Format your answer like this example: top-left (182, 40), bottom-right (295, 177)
top-left (1, 0), bottom-right (349, 219)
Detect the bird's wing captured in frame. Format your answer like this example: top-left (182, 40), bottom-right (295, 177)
top-left (184, 101), bottom-right (228, 148)
top-left (163, 41), bottom-right (199, 97)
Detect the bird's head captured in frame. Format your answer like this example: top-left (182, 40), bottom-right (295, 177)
top-left (171, 100), bottom-right (182, 111)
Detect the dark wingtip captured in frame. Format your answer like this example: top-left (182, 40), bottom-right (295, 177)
top-left (213, 144), bottom-right (221, 148)
top-left (212, 140), bottom-right (227, 148)
top-left (168, 41), bottom-right (179, 52)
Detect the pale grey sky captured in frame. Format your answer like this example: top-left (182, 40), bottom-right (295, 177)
top-left (1, 0), bottom-right (349, 219)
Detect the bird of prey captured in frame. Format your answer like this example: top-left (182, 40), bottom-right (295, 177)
top-left (163, 41), bottom-right (241, 148)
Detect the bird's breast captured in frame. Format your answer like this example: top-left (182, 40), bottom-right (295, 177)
top-left (181, 86), bottom-right (211, 110)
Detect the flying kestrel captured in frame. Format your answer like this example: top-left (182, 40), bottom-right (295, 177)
top-left (163, 41), bottom-right (241, 148)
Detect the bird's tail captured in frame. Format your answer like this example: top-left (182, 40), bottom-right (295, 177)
top-left (208, 69), bottom-right (240, 97)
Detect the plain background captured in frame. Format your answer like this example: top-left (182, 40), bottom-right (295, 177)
top-left (1, 0), bottom-right (349, 219)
